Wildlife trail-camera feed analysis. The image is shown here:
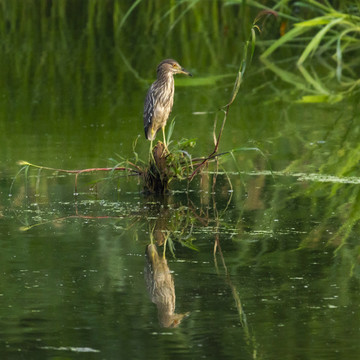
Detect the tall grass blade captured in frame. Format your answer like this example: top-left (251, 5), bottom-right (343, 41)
top-left (295, 16), bottom-right (332, 27)
top-left (297, 65), bottom-right (329, 94)
top-left (297, 17), bottom-right (344, 65)
top-left (336, 28), bottom-right (356, 82)
top-left (167, 117), bottom-right (176, 144)
top-left (261, 58), bottom-right (308, 90)
top-left (166, 0), bottom-right (200, 35)
top-left (296, 94), bottom-right (343, 103)
top-left (117, 0), bottom-right (143, 33)
top-left (261, 25), bottom-right (309, 59)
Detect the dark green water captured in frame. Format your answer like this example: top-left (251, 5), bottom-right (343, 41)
top-left (0, 1), bottom-right (359, 359)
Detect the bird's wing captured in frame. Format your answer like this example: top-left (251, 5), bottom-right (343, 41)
top-left (143, 85), bottom-right (155, 138)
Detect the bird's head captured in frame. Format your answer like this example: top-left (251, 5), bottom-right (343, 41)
top-left (157, 59), bottom-right (192, 77)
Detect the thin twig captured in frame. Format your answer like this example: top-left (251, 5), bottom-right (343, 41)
top-left (16, 160), bottom-right (142, 195)
top-left (188, 10), bottom-right (276, 182)
top-left (188, 109), bottom-right (230, 181)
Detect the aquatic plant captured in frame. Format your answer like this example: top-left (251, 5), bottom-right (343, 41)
top-left (259, 0), bottom-right (360, 102)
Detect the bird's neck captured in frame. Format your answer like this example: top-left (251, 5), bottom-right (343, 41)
top-left (157, 72), bottom-right (174, 88)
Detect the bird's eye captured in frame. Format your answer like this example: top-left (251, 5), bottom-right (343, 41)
top-left (172, 63), bottom-right (176, 68)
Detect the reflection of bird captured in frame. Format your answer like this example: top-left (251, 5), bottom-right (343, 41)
top-left (144, 244), bottom-right (189, 327)
top-left (143, 59), bottom-right (192, 152)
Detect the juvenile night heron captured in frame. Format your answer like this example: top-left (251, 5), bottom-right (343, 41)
top-left (143, 59), bottom-right (192, 153)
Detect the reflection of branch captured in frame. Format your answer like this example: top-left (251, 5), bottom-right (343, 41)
top-left (17, 197), bottom-right (141, 231)
top-left (211, 169), bottom-right (259, 358)
top-left (188, 200), bottom-right (210, 227)
top-left (214, 235), bottom-right (259, 357)
top-left (18, 213), bottom-right (124, 232)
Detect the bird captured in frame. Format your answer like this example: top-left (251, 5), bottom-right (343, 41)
top-left (143, 59), bottom-right (192, 154)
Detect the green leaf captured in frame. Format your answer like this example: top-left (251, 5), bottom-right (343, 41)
top-left (167, 118), bottom-right (176, 143)
top-left (226, 71), bottom-right (242, 107)
top-left (296, 94), bottom-right (329, 103)
top-left (297, 65), bottom-right (329, 94)
top-left (297, 17), bottom-right (344, 65)
top-left (336, 35), bottom-right (342, 81)
top-left (261, 58), bottom-right (308, 90)
top-left (116, 0), bottom-right (143, 32)
top-left (261, 25), bottom-right (309, 59)
top-left (296, 94), bottom-right (343, 103)
top-left (295, 16), bottom-right (332, 27)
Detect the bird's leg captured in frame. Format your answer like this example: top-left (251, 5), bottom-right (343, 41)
top-left (162, 127), bottom-right (168, 154)
top-left (149, 139), bottom-right (154, 163)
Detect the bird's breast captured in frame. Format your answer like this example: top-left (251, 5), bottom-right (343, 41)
top-left (153, 79), bottom-right (174, 121)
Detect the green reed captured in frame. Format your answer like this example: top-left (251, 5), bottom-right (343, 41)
top-left (0, 0), bottom-right (253, 130)
top-left (259, 0), bottom-right (360, 102)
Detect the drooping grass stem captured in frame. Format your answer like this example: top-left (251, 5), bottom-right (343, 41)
top-left (189, 10), bottom-right (277, 181)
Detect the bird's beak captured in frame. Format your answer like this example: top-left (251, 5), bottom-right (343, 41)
top-left (181, 67), bottom-right (192, 77)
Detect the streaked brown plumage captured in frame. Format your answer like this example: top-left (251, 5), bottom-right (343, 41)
top-left (143, 59), bottom-right (192, 147)
top-left (144, 244), bottom-right (189, 327)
